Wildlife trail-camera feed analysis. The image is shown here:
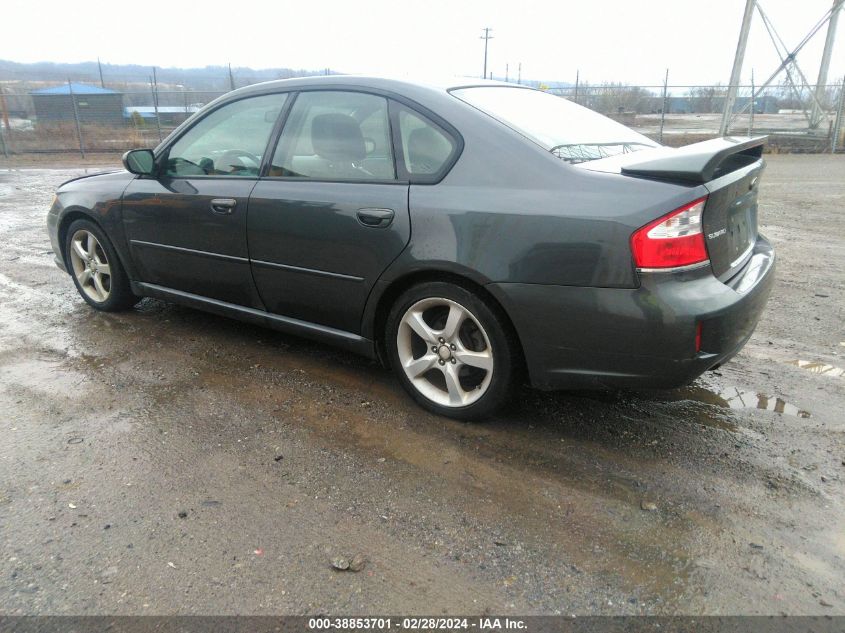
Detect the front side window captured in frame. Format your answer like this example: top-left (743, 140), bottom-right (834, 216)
top-left (164, 93), bottom-right (288, 177)
top-left (397, 107), bottom-right (456, 177)
top-left (270, 91), bottom-right (395, 181)
top-left (451, 86), bottom-right (657, 164)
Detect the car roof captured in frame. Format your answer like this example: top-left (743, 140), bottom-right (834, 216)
top-left (232, 75), bottom-right (535, 96)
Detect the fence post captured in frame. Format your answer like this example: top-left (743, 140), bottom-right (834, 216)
top-left (0, 85), bottom-right (11, 132)
top-left (659, 68), bottom-right (669, 143)
top-left (151, 69), bottom-right (162, 143)
top-left (573, 70), bottom-right (579, 104)
top-left (748, 70), bottom-right (755, 136)
top-left (833, 77), bottom-right (845, 153)
top-left (68, 80), bottom-right (85, 159)
top-left (0, 86), bottom-right (11, 158)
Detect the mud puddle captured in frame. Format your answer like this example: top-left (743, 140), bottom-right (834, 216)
top-left (0, 354), bottom-right (89, 398)
top-left (677, 385), bottom-right (811, 418)
top-left (788, 359), bottom-right (845, 379)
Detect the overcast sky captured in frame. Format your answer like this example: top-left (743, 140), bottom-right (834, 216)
top-left (3, 0), bottom-right (843, 86)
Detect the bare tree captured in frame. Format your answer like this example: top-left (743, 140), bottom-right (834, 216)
top-left (689, 84), bottom-right (726, 113)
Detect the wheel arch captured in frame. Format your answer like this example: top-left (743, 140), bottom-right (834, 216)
top-left (58, 209), bottom-right (134, 280)
top-left (367, 268), bottom-right (527, 378)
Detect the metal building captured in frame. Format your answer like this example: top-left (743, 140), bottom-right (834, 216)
top-left (31, 83), bottom-right (124, 127)
top-left (124, 105), bottom-right (201, 126)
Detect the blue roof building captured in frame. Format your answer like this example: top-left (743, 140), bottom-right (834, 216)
top-left (31, 83), bottom-right (120, 96)
top-left (31, 83), bottom-right (124, 127)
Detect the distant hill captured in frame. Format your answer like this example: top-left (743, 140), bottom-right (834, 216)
top-left (0, 59), bottom-right (571, 93)
top-left (0, 59), bottom-right (334, 93)
top-left (0, 59), bottom-right (574, 118)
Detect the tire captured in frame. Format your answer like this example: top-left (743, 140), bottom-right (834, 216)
top-left (64, 218), bottom-right (138, 312)
top-left (386, 281), bottom-right (517, 420)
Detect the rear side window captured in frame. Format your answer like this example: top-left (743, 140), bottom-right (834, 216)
top-left (270, 91), bottom-right (395, 181)
top-left (451, 86), bottom-right (656, 163)
top-left (396, 107), bottom-right (456, 178)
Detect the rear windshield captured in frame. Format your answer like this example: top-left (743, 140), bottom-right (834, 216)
top-left (451, 86), bottom-right (658, 163)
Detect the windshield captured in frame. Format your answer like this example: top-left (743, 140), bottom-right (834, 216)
top-left (451, 86), bottom-right (658, 163)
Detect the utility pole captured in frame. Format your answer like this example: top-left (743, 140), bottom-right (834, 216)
top-left (228, 63), bottom-right (236, 91)
top-left (480, 28), bottom-right (493, 79)
top-left (505, 63), bottom-right (509, 83)
top-left (517, 62), bottom-right (521, 85)
top-left (811, 0), bottom-right (843, 128)
top-left (720, 0), bottom-right (756, 136)
top-left (97, 57), bottom-right (105, 88)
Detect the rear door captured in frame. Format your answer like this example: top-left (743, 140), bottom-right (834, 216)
top-left (122, 93), bottom-right (288, 308)
top-left (248, 90), bottom-right (409, 333)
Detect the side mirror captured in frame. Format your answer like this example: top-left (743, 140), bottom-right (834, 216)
top-left (122, 149), bottom-right (156, 175)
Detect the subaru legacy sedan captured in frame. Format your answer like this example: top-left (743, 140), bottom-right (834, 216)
top-left (47, 76), bottom-right (774, 419)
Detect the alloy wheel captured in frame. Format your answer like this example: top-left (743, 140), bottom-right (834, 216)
top-left (396, 297), bottom-right (494, 407)
top-left (69, 229), bottom-right (112, 303)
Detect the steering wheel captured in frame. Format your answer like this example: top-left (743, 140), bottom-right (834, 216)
top-left (219, 149), bottom-right (262, 174)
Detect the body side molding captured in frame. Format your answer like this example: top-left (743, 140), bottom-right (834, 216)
top-left (133, 282), bottom-right (376, 358)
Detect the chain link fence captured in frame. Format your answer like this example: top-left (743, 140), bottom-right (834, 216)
top-left (550, 80), bottom-right (845, 151)
top-left (1, 78), bottom-right (843, 159)
top-left (0, 87), bottom-right (229, 157)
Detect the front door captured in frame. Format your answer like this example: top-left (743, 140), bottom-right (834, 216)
top-left (248, 91), bottom-right (410, 333)
top-left (122, 93), bottom-right (289, 308)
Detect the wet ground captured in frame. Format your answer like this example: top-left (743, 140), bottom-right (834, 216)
top-left (0, 155), bottom-right (843, 615)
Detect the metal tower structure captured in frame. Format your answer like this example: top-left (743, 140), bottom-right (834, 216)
top-left (719, 0), bottom-right (843, 136)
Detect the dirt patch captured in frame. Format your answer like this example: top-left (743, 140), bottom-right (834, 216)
top-left (0, 157), bottom-right (843, 615)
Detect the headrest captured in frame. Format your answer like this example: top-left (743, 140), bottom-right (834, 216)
top-left (311, 113), bottom-right (365, 163)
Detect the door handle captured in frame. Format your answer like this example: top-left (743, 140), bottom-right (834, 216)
top-left (356, 208), bottom-right (394, 228)
top-left (210, 198), bottom-right (237, 215)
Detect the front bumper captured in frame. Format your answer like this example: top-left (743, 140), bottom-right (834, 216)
top-left (46, 198), bottom-right (67, 273)
top-left (489, 235), bottom-right (776, 390)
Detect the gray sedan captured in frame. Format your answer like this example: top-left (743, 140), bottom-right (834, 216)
top-left (46, 77), bottom-right (775, 419)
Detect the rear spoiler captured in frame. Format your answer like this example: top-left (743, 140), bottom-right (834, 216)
top-left (621, 136), bottom-right (767, 184)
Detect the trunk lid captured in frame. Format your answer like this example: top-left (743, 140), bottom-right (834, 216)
top-left (577, 136), bottom-right (766, 279)
top-left (700, 158), bottom-right (763, 279)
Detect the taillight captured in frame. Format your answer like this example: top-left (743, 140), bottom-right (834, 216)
top-left (631, 197), bottom-right (709, 269)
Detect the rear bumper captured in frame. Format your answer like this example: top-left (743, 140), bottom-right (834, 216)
top-left (489, 235), bottom-right (775, 390)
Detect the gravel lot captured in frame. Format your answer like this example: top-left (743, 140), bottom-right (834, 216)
top-left (0, 155), bottom-right (843, 615)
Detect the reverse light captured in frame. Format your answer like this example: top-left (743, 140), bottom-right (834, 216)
top-left (631, 197), bottom-right (709, 269)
